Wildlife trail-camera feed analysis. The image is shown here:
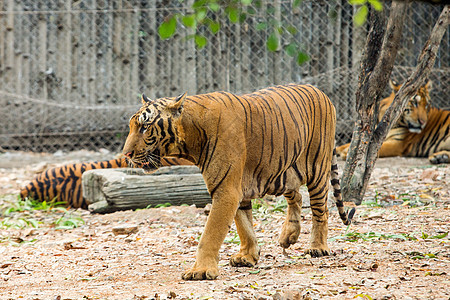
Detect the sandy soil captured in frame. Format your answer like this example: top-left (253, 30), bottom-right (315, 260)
top-left (0, 150), bottom-right (448, 300)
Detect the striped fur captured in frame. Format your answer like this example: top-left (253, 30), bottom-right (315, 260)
top-left (20, 156), bottom-right (190, 209)
top-left (337, 81), bottom-right (449, 163)
top-left (123, 84), bottom-right (354, 280)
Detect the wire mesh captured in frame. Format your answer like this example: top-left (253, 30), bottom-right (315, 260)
top-left (0, 0), bottom-right (448, 152)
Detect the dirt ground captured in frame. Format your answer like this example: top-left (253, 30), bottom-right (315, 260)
top-left (0, 150), bottom-right (449, 300)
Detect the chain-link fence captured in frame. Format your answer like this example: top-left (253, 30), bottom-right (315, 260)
top-left (0, 1), bottom-right (448, 153)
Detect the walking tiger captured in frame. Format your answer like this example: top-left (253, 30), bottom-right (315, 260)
top-left (123, 84), bottom-right (355, 280)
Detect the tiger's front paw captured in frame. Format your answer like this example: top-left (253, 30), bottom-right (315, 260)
top-left (429, 151), bottom-right (450, 164)
top-left (181, 265), bottom-right (219, 280)
top-left (305, 247), bottom-right (330, 257)
top-left (230, 252), bottom-right (259, 267)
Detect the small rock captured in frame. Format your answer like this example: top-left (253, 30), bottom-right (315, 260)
top-left (53, 150), bottom-right (64, 157)
top-left (112, 224), bottom-right (139, 235)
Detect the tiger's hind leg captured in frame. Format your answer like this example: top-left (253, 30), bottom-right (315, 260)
top-left (230, 201), bottom-right (260, 267)
top-left (305, 181), bottom-right (330, 257)
top-left (279, 190), bottom-right (302, 249)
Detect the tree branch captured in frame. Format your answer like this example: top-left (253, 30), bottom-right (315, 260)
top-left (342, 1), bottom-right (409, 205)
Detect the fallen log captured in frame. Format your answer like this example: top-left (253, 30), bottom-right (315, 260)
top-left (82, 166), bottom-right (211, 213)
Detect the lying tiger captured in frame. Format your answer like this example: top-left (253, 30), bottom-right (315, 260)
top-left (336, 80), bottom-right (449, 164)
top-left (123, 84), bottom-right (355, 280)
top-left (20, 156), bottom-right (190, 209)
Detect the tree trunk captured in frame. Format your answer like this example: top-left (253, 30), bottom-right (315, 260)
top-left (83, 166), bottom-right (211, 214)
top-left (341, 3), bottom-right (449, 205)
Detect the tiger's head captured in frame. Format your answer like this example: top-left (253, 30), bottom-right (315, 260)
top-left (389, 80), bottom-right (432, 133)
top-left (122, 93), bottom-right (186, 172)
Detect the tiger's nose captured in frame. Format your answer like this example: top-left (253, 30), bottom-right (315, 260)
top-left (124, 151), bottom-right (134, 158)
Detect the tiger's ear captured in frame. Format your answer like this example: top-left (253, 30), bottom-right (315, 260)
top-left (425, 80), bottom-right (433, 91)
top-left (389, 80), bottom-right (401, 93)
top-left (167, 92), bottom-right (187, 117)
top-left (141, 94), bottom-right (152, 105)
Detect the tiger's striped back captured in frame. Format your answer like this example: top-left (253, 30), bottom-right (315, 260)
top-left (20, 156), bottom-right (191, 209)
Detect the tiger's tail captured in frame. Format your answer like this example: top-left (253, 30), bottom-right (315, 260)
top-left (331, 148), bottom-right (355, 225)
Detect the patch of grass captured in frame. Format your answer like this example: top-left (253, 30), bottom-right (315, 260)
top-left (54, 213), bottom-right (85, 230)
top-left (251, 198), bottom-right (270, 220)
top-left (406, 251), bottom-right (439, 260)
top-left (330, 230), bottom-right (418, 242)
top-left (362, 190), bottom-right (384, 207)
top-left (1, 195), bottom-right (66, 215)
top-left (0, 195), bottom-right (84, 231)
top-left (252, 198), bottom-right (268, 211)
top-left (398, 192), bottom-right (424, 207)
top-left (420, 230), bottom-right (448, 240)
top-left (0, 217), bottom-right (40, 229)
top-left (270, 197), bottom-right (287, 213)
top-left (154, 202), bottom-right (172, 208)
top-left (331, 226), bottom-right (448, 243)
top-left (224, 230), bottom-right (240, 244)
top-left (362, 190), bottom-right (435, 208)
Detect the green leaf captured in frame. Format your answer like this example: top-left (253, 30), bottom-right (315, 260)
top-left (195, 35), bottom-right (208, 48)
top-left (296, 51), bottom-right (309, 65)
top-left (286, 25), bottom-right (298, 35)
top-left (208, 20), bottom-right (221, 34)
top-left (348, 0), bottom-right (367, 4)
top-left (285, 43), bottom-right (298, 57)
top-left (354, 5), bottom-right (368, 27)
top-left (192, 0), bottom-right (208, 9)
top-left (158, 16), bottom-right (177, 40)
top-left (27, 219), bottom-right (40, 228)
top-left (387, 234), bottom-right (408, 240)
top-left (241, 0), bottom-right (252, 5)
top-left (208, 2), bottom-right (220, 12)
top-left (196, 8), bottom-right (207, 22)
top-left (429, 232), bottom-right (448, 239)
top-left (182, 15), bottom-right (196, 28)
top-left (256, 22), bottom-right (267, 31)
top-left (368, 0), bottom-right (383, 11)
top-left (228, 7), bottom-right (239, 23)
top-left (266, 32), bottom-right (279, 52)
top-left (239, 12), bottom-right (247, 23)
top-left (155, 202), bottom-right (172, 208)
top-left (293, 0), bottom-right (303, 7)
